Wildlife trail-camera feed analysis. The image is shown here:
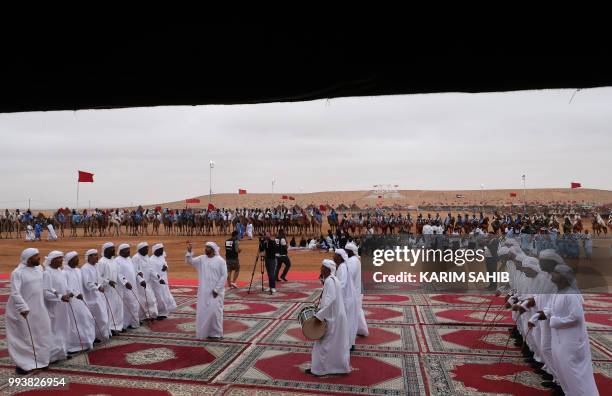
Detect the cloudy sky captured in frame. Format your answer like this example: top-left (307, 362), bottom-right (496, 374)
top-left (1, 88), bottom-right (611, 209)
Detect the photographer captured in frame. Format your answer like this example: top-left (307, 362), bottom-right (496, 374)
top-left (259, 231), bottom-right (278, 293)
top-left (275, 229), bottom-right (291, 282)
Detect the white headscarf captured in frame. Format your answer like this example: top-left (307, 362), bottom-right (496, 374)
top-left (45, 250), bottom-right (64, 266)
top-left (553, 264), bottom-right (580, 293)
top-left (521, 256), bottom-right (541, 272)
top-left (345, 242), bottom-right (359, 256)
top-left (137, 241), bottom-right (148, 251)
top-left (64, 251), bottom-right (78, 265)
top-left (85, 249), bottom-right (98, 260)
top-left (20, 248), bottom-right (39, 265)
top-left (118, 243), bottom-right (130, 252)
top-left (152, 243), bottom-right (164, 252)
top-left (205, 241), bottom-right (220, 255)
top-left (102, 242), bottom-right (114, 251)
top-left (334, 248), bottom-right (348, 263)
top-left (322, 259), bottom-right (336, 275)
top-left (539, 249), bottom-right (564, 266)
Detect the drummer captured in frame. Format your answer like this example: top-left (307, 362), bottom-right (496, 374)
top-left (306, 259), bottom-right (351, 376)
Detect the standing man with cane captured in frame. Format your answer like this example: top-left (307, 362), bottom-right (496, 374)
top-left (259, 231), bottom-right (278, 294)
top-left (6, 248), bottom-right (53, 374)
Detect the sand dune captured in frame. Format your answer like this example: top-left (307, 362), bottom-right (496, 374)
top-left (150, 188), bottom-right (612, 210)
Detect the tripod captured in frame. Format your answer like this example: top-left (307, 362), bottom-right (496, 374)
top-left (248, 253), bottom-right (266, 294)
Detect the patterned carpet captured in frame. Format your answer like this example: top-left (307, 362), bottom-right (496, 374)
top-left (0, 276), bottom-right (610, 395)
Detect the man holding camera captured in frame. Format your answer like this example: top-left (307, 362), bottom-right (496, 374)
top-left (259, 231), bottom-right (278, 294)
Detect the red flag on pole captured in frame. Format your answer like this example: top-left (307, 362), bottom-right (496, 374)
top-left (281, 195), bottom-right (288, 200)
top-left (238, 189), bottom-right (247, 195)
top-left (510, 192), bottom-right (517, 197)
top-left (185, 198), bottom-right (200, 204)
top-left (78, 170), bottom-right (94, 183)
top-left (207, 203), bottom-right (215, 211)
top-left (571, 182), bottom-right (581, 189)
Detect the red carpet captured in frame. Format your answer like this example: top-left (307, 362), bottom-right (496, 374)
top-left (0, 276), bottom-right (610, 395)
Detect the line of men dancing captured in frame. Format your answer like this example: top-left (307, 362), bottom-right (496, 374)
top-left (6, 242), bottom-right (177, 374)
top-left (495, 239), bottom-right (599, 395)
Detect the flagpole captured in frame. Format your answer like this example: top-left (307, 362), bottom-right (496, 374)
top-left (76, 180), bottom-right (80, 210)
top-left (522, 175), bottom-right (526, 213)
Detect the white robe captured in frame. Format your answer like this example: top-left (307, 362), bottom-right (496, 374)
top-left (549, 289), bottom-right (599, 396)
top-left (6, 265), bottom-right (53, 371)
top-left (42, 267), bottom-right (69, 361)
top-left (311, 275), bottom-right (351, 375)
top-left (347, 255), bottom-right (368, 337)
top-left (80, 263), bottom-right (110, 340)
top-left (63, 266), bottom-right (96, 351)
top-left (97, 257), bottom-right (124, 331)
top-left (132, 254), bottom-right (159, 319)
top-left (149, 254), bottom-right (177, 316)
top-left (46, 224), bottom-right (58, 240)
top-left (185, 252), bottom-right (227, 339)
top-left (336, 262), bottom-right (358, 346)
top-left (115, 256), bottom-right (141, 328)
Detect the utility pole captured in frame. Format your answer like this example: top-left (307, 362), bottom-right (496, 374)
top-left (209, 160), bottom-right (215, 202)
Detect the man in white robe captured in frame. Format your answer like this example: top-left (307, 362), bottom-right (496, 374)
top-left (185, 241), bottom-right (227, 340)
top-left (41, 251), bottom-right (69, 362)
top-left (97, 242), bottom-right (124, 334)
top-left (149, 243), bottom-right (176, 318)
top-left (80, 249), bottom-right (110, 341)
top-left (307, 259), bottom-right (351, 376)
top-left (545, 265), bottom-right (599, 396)
top-left (132, 242), bottom-right (159, 321)
top-left (6, 248), bottom-right (53, 373)
top-left (345, 242), bottom-right (368, 337)
top-left (63, 251), bottom-right (96, 352)
top-left (115, 244), bottom-right (141, 329)
top-left (334, 249), bottom-right (358, 350)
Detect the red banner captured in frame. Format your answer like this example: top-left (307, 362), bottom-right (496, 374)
top-left (281, 195), bottom-right (288, 200)
top-left (571, 182), bottom-right (581, 189)
top-left (238, 189), bottom-right (247, 195)
top-left (510, 192), bottom-right (517, 197)
top-left (185, 198), bottom-right (200, 204)
top-left (78, 170), bottom-right (94, 183)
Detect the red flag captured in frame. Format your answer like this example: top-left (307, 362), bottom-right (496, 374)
top-left (238, 189), bottom-right (247, 195)
top-left (571, 182), bottom-right (581, 189)
top-left (185, 198), bottom-right (200, 204)
top-left (78, 170), bottom-right (94, 183)
top-left (510, 192), bottom-right (517, 197)
top-left (207, 203), bottom-right (215, 211)
top-left (289, 196), bottom-right (295, 200)
top-left (155, 206), bottom-right (162, 212)
top-left (282, 195), bottom-right (288, 200)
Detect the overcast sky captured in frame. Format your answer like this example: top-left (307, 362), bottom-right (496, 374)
top-left (1, 88), bottom-right (611, 209)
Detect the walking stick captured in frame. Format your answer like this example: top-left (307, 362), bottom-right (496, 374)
top-left (129, 288), bottom-right (149, 320)
top-left (103, 290), bottom-right (117, 332)
top-left (80, 298), bottom-right (104, 341)
top-left (67, 300), bottom-right (85, 352)
top-left (142, 283), bottom-right (153, 320)
top-left (23, 315), bottom-right (38, 369)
